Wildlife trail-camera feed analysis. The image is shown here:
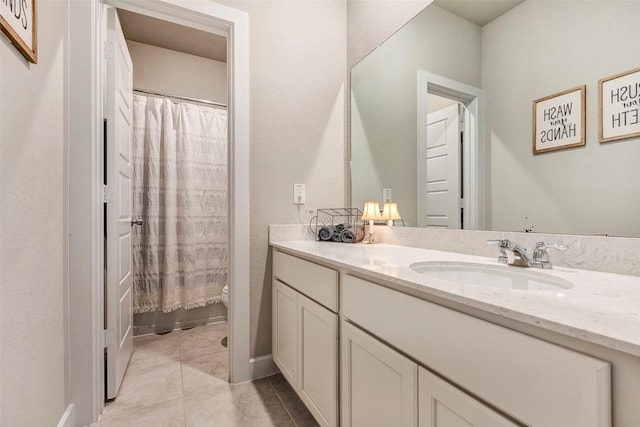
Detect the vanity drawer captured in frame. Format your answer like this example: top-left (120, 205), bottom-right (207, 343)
top-left (342, 274), bottom-right (611, 427)
top-left (273, 250), bottom-right (338, 312)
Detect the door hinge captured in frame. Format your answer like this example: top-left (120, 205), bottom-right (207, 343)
top-left (103, 184), bottom-right (113, 203)
top-left (103, 40), bottom-right (114, 60)
top-left (103, 329), bottom-right (115, 347)
top-left (459, 198), bottom-right (465, 208)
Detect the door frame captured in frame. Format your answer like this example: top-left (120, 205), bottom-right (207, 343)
top-left (68, 1), bottom-right (250, 424)
top-left (417, 70), bottom-right (484, 230)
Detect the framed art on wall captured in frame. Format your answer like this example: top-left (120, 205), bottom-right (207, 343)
top-left (532, 86), bottom-right (586, 154)
top-left (0, 0), bottom-right (37, 63)
top-left (599, 67), bottom-right (640, 143)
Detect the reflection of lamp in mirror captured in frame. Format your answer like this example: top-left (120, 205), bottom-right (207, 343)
top-left (381, 202), bottom-right (402, 226)
top-left (362, 202), bottom-right (382, 244)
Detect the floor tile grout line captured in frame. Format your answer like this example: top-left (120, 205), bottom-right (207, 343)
top-left (180, 340), bottom-right (188, 427)
top-left (267, 375), bottom-right (300, 427)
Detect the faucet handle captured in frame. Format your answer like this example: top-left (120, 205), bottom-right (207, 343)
top-left (486, 240), bottom-right (508, 264)
top-left (533, 242), bottom-right (568, 263)
top-left (487, 239), bottom-right (509, 248)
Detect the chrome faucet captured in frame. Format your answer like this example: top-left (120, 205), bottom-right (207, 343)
top-left (487, 240), bottom-right (568, 269)
top-left (487, 239), bottom-right (531, 267)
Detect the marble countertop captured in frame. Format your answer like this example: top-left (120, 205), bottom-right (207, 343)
top-left (271, 240), bottom-right (640, 357)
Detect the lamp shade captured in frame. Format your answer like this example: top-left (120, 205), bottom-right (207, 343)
top-left (361, 202), bottom-right (382, 220)
top-left (381, 202), bottom-right (402, 220)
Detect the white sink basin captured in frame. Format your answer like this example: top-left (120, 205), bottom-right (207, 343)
top-left (409, 261), bottom-right (575, 291)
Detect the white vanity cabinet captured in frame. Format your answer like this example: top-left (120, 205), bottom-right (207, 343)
top-left (342, 274), bottom-right (612, 427)
top-left (272, 250), bottom-right (339, 427)
top-left (272, 246), bottom-right (613, 427)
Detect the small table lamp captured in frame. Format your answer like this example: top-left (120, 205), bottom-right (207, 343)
top-left (362, 202), bottom-right (382, 244)
top-left (381, 202), bottom-right (402, 226)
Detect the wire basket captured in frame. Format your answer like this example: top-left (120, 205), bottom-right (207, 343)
top-left (311, 208), bottom-right (365, 243)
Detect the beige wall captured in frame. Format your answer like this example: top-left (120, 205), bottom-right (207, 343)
top-left (217, 0), bottom-right (347, 357)
top-left (127, 40), bottom-right (228, 105)
top-left (0, 0), bottom-right (68, 425)
top-left (483, 1), bottom-right (640, 236)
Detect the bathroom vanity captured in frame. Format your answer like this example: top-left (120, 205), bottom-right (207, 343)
top-left (271, 236), bottom-right (640, 427)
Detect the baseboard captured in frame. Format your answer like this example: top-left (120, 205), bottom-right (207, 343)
top-left (249, 354), bottom-right (279, 380)
top-left (133, 304), bottom-right (227, 336)
top-left (56, 404), bottom-right (74, 427)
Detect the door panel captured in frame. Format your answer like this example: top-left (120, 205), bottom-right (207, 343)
top-left (420, 103), bottom-right (461, 228)
top-left (419, 367), bottom-right (519, 427)
top-left (106, 6), bottom-right (134, 399)
top-left (298, 294), bottom-right (338, 427)
top-left (341, 320), bottom-right (418, 427)
top-left (272, 279), bottom-right (298, 385)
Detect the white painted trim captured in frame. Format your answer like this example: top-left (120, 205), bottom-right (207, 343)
top-left (418, 70), bottom-right (485, 230)
top-left (56, 404), bottom-right (75, 427)
top-left (68, 1), bottom-right (104, 424)
top-left (250, 354), bottom-right (280, 381)
top-left (69, 1), bottom-right (250, 424)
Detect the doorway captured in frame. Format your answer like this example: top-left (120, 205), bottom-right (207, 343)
top-left (68, 1), bottom-right (249, 424)
top-left (104, 6), bottom-right (231, 399)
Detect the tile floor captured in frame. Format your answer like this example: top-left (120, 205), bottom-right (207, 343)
top-left (92, 322), bottom-right (319, 427)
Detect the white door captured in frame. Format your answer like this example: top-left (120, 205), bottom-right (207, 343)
top-left (341, 320), bottom-right (418, 427)
top-left (420, 103), bottom-right (461, 228)
top-left (105, 6), bottom-right (134, 399)
top-left (418, 367), bottom-right (518, 427)
top-left (298, 294), bottom-right (338, 427)
top-left (272, 279), bottom-right (298, 386)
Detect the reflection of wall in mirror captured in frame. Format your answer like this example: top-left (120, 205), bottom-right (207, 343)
top-left (351, 4), bottom-right (480, 227)
top-left (347, 0), bottom-right (433, 68)
top-left (351, 1), bottom-right (640, 237)
top-left (483, 1), bottom-right (640, 237)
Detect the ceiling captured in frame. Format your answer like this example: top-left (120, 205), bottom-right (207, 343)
top-left (117, 9), bottom-right (227, 63)
top-left (433, 0), bottom-right (525, 26)
top-left (117, 1), bottom-right (523, 63)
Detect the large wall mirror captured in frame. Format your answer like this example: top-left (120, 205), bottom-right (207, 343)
top-left (351, 0), bottom-right (640, 237)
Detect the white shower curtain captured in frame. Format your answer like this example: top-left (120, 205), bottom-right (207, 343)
top-left (131, 94), bottom-right (228, 313)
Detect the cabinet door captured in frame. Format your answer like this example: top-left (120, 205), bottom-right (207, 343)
top-left (341, 320), bottom-right (418, 427)
top-left (419, 367), bottom-right (518, 427)
top-left (273, 279), bottom-right (298, 385)
top-left (298, 294), bottom-right (338, 427)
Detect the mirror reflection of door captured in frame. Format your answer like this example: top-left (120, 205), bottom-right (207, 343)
top-left (420, 95), bottom-right (464, 228)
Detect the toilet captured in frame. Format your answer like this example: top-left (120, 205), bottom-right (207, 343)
top-left (221, 284), bottom-right (229, 308)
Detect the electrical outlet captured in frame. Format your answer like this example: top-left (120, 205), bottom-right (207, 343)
top-left (383, 188), bottom-right (392, 203)
top-left (293, 184), bottom-right (305, 205)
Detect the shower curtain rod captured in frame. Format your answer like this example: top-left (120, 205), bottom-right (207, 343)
top-left (133, 88), bottom-right (227, 109)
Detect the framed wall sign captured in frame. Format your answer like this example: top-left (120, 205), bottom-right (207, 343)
top-left (599, 67), bottom-right (640, 143)
top-left (0, 0), bottom-right (37, 63)
top-left (532, 86), bottom-right (586, 154)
